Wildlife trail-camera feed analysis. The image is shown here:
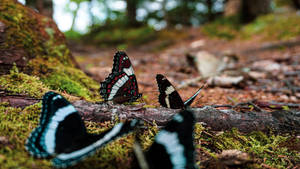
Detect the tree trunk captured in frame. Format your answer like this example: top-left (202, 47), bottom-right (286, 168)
top-left (126, 0), bottom-right (139, 27)
top-left (292, 0), bottom-right (300, 9)
top-left (241, 0), bottom-right (271, 23)
top-left (206, 0), bottom-right (214, 21)
top-left (162, 0), bottom-right (170, 28)
top-left (70, 4), bottom-right (79, 31)
top-left (25, 0), bottom-right (53, 18)
top-left (224, 0), bottom-right (242, 16)
top-left (224, 0), bottom-right (271, 23)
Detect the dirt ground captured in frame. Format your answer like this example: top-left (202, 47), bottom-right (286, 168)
top-left (71, 28), bottom-right (300, 109)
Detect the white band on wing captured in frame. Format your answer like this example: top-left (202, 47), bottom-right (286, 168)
top-left (108, 76), bottom-right (129, 100)
top-left (123, 66), bottom-right (134, 76)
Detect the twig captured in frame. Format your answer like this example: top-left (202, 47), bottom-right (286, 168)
top-left (233, 101), bottom-right (264, 112)
top-left (177, 76), bottom-right (204, 89)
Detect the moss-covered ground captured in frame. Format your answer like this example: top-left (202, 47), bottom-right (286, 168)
top-left (0, 0), bottom-right (101, 100)
top-left (202, 12), bottom-right (300, 41)
top-left (0, 97), bottom-right (299, 168)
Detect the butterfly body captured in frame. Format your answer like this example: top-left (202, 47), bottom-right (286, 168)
top-left (26, 91), bottom-right (138, 168)
top-left (100, 51), bottom-right (141, 103)
top-left (133, 110), bottom-right (197, 169)
top-left (156, 74), bottom-right (203, 109)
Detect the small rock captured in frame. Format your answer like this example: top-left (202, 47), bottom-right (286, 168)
top-left (280, 95), bottom-right (289, 101)
top-left (217, 149), bottom-right (251, 166)
top-left (290, 96), bottom-right (297, 102)
top-left (252, 60), bottom-right (281, 72)
top-left (207, 76), bottom-right (244, 87)
top-left (190, 40), bottom-right (205, 48)
top-left (194, 51), bottom-right (221, 77)
top-left (248, 71), bottom-right (266, 79)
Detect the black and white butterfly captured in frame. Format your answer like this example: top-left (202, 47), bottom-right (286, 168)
top-left (133, 110), bottom-right (197, 169)
top-left (156, 74), bottom-right (204, 109)
top-left (100, 51), bottom-right (142, 103)
top-left (25, 91), bottom-right (138, 168)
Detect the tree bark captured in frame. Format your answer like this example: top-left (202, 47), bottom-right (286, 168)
top-left (206, 0), bottom-right (214, 21)
top-left (70, 4), bottom-right (79, 31)
top-left (292, 0), bottom-right (300, 9)
top-left (25, 0), bottom-right (53, 18)
top-left (241, 0), bottom-right (271, 23)
top-left (2, 95), bottom-right (299, 134)
top-left (126, 0), bottom-right (139, 27)
top-left (224, 0), bottom-right (242, 17)
top-left (224, 0), bottom-right (271, 23)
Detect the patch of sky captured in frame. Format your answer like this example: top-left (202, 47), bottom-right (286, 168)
top-left (165, 0), bottom-right (178, 11)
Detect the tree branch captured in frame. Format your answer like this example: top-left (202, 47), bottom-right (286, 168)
top-left (73, 100), bottom-right (300, 134)
top-left (2, 95), bottom-right (299, 134)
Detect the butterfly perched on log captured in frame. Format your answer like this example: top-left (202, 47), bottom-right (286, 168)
top-left (25, 91), bottom-right (138, 168)
top-left (133, 110), bottom-right (197, 169)
top-left (156, 74), bottom-right (204, 109)
top-left (100, 51), bottom-right (142, 103)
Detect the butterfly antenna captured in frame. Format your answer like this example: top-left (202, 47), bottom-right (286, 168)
top-left (133, 138), bottom-right (149, 169)
top-left (131, 120), bottom-right (150, 169)
top-left (183, 83), bottom-right (206, 107)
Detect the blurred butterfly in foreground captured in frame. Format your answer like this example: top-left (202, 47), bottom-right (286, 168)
top-left (156, 74), bottom-right (204, 109)
top-left (100, 51), bottom-right (142, 103)
top-left (25, 91), bottom-right (138, 168)
top-left (133, 110), bottom-right (197, 169)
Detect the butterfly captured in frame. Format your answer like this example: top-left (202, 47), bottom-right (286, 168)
top-left (156, 74), bottom-right (204, 109)
top-left (133, 110), bottom-right (197, 169)
top-left (25, 91), bottom-right (139, 168)
top-left (100, 51), bottom-right (142, 103)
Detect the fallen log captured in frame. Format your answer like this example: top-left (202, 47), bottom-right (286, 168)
top-left (73, 100), bottom-right (300, 134)
top-left (1, 96), bottom-right (300, 134)
top-left (0, 95), bottom-right (41, 108)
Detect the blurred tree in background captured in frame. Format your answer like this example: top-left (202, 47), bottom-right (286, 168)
top-left (21, 0), bottom-right (300, 46)
top-left (225, 0), bottom-right (271, 23)
top-left (25, 0), bottom-right (53, 18)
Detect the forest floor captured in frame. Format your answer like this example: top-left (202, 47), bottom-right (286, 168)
top-left (71, 27), bottom-right (300, 109)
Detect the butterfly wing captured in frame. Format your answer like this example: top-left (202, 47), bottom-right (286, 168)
top-left (100, 52), bottom-right (141, 103)
top-left (112, 51), bottom-right (133, 73)
top-left (100, 72), bottom-right (141, 103)
top-left (100, 72), bottom-right (128, 101)
top-left (112, 74), bottom-right (141, 103)
top-left (25, 92), bottom-right (67, 158)
top-left (26, 92), bottom-right (139, 168)
top-left (156, 74), bottom-right (184, 109)
top-left (26, 92), bottom-right (85, 158)
top-left (134, 110), bottom-right (196, 169)
top-left (52, 119), bottom-right (139, 168)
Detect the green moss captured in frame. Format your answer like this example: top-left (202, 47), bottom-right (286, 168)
top-left (202, 16), bottom-right (241, 40)
top-left (202, 13), bottom-right (300, 41)
top-left (0, 64), bottom-right (50, 98)
top-left (91, 26), bottom-right (157, 46)
top-left (0, 1), bottom-right (101, 101)
top-left (211, 129), bottom-right (300, 168)
top-left (28, 58), bottom-right (101, 101)
top-left (0, 103), bottom-right (52, 169)
top-left (242, 13), bottom-right (300, 40)
top-left (0, 0), bottom-right (74, 66)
